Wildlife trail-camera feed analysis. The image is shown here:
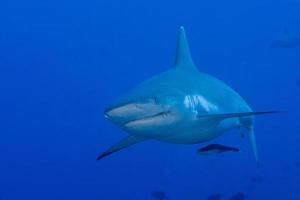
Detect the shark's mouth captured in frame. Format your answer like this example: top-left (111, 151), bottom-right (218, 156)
top-left (104, 100), bottom-right (178, 131)
top-left (124, 111), bottom-right (172, 129)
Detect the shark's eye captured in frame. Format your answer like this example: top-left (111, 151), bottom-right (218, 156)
top-left (135, 104), bottom-right (142, 109)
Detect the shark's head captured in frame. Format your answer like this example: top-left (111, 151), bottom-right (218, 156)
top-left (104, 81), bottom-right (188, 138)
top-left (104, 27), bottom-right (198, 138)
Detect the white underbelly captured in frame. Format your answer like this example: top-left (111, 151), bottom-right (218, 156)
top-left (153, 117), bottom-right (240, 144)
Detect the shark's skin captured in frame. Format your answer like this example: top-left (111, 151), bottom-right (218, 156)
top-left (98, 27), bottom-right (276, 161)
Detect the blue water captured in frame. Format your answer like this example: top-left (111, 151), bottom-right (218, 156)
top-left (0, 0), bottom-right (299, 199)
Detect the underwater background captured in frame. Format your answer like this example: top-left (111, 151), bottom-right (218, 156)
top-left (0, 0), bottom-right (300, 199)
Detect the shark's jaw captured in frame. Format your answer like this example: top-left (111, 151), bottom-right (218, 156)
top-left (123, 111), bottom-right (179, 131)
top-left (104, 98), bottom-right (180, 133)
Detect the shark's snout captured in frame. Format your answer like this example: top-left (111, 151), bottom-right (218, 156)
top-left (104, 103), bottom-right (143, 120)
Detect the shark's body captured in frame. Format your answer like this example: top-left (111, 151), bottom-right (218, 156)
top-left (98, 27), bottom-right (277, 161)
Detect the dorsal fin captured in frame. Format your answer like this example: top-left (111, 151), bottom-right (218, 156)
top-left (175, 26), bottom-right (196, 69)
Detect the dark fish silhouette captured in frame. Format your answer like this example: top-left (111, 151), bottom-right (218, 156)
top-left (229, 192), bottom-right (247, 200)
top-left (197, 144), bottom-right (240, 155)
top-left (207, 193), bottom-right (224, 200)
top-left (270, 39), bottom-right (300, 49)
top-left (152, 191), bottom-right (168, 200)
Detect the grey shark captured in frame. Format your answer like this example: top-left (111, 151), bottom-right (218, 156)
top-left (98, 27), bottom-right (278, 162)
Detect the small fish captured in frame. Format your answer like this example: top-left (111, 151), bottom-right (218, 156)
top-left (197, 144), bottom-right (240, 155)
top-left (229, 192), bottom-right (247, 200)
top-left (151, 191), bottom-right (168, 200)
top-left (207, 193), bottom-right (224, 200)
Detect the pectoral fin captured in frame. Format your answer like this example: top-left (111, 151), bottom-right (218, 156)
top-left (97, 135), bottom-right (147, 160)
top-left (197, 111), bottom-right (280, 120)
